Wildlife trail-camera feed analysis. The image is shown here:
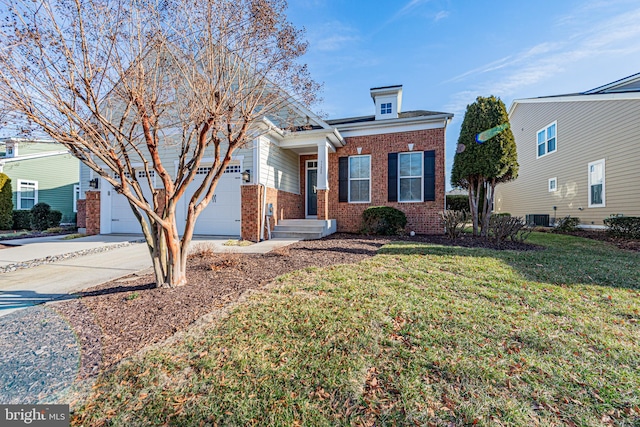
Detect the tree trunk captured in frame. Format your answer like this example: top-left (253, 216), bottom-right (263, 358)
top-left (468, 179), bottom-right (482, 236)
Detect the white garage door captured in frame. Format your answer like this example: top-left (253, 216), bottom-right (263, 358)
top-left (186, 164), bottom-right (242, 236)
top-left (108, 165), bottom-right (241, 236)
top-left (110, 171), bottom-right (154, 234)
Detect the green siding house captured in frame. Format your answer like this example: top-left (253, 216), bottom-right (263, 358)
top-left (0, 138), bottom-right (80, 223)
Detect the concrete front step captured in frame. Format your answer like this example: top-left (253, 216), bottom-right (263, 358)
top-left (274, 225), bottom-right (325, 233)
top-left (271, 219), bottom-right (337, 240)
top-left (271, 231), bottom-right (325, 240)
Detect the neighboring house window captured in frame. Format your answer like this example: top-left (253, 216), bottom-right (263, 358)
top-left (588, 159), bottom-right (605, 207)
top-left (381, 103), bottom-right (392, 115)
top-left (348, 155), bottom-right (371, 203)
top-left (537, 122), bottom-right (557, 158)
top-left (548, 177), bottom-right (557, 192)
top-left (398, 152), bottom-right (423, 202)
top-left (18, 180), bottom-right (38, 210)
top-left (6, 146), bottom-right (14, 157)
top-left (73, 184), bottom-right (80, 213)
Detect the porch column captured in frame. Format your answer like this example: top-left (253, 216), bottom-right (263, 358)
top-left (317, 140), bottom-right (331, 221)
top-left (317, 140), bottom-right (330, 191)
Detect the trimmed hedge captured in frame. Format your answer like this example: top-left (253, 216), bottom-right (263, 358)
top-left (603, 216), bottom-right (640, 239)
top-left (12, 210), bottom-right (31, 230)
top-left (0, 173), bottom-right (12, 229)
top-left (446, 195), bottom-right (469, 212)
top-left (30, 203), bottom-right (62, 231)
top-left (361, 206), bottom-right (407, 236)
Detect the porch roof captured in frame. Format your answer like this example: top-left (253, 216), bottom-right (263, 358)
top-left (275, 127), bottom-right (345, 155)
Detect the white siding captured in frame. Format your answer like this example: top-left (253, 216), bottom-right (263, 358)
top-left (496, 99), bottom-right (640, 226)
top-left (258, 136), bottom-right (299, 194)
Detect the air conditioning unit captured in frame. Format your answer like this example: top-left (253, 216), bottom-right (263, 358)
top-left (526, 214), bottom-right (550, 227)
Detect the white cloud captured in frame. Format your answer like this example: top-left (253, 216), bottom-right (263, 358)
top-left (446, 6), bottom-right (640, 106)
top-left (316, 34), bottom-right (360, 52)
top-left (434, 10), bottom-right (449, 21)
top-left (307, 20), bottom-right (361, 52)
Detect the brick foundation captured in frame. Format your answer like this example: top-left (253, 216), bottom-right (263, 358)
top-left (85, 191), bottom-right (101, 235)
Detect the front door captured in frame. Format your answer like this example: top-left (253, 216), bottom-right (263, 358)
top-left (306, 162), bottom-right (317, 217)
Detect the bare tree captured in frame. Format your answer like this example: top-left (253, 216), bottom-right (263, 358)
top-left (0, 0), bottom-right (319, 287)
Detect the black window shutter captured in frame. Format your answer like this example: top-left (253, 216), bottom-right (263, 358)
top-left (338, 157), bottom-right (348, 202)
top-left (388, 153), bottom-right (398, 202)
top-left (424, 150), bottom-right (436, 202)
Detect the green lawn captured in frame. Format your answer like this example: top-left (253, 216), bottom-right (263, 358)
top-left (73, 233), bottom-right (640, 426)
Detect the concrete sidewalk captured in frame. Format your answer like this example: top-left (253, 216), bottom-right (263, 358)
top-left (0, 234), bottom-right (144, 267)
top-left (0, 234), bottom-right (299, 317)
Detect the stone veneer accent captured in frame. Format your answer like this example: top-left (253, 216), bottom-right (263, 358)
top-left (85, 191), bottom-right (101, 235)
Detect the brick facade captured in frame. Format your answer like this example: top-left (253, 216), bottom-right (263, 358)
top-left (241, 183), bottom-right (304, 242)
top-left (317, 189), bottom-right (329, 220)
top-left (300, 128), bottom-right (445, 234)
top-left (84, 191), bottom-right (101, 235)
top-left (241, 184), bottom-right (262, 242)
top-left (76, 199), bottom-right (86, 228)
top-left (265, 186), bottom-right (304, 232)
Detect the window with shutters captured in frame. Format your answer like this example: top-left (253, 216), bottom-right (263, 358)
top-left (348, 155), bottom-right (370, 203)
top-left (398, 152), bottom-right (423, 202)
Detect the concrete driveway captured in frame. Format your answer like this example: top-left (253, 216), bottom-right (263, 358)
top-left (0, 234), bottom-right (298, 317)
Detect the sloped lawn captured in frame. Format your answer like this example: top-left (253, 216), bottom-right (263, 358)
top-left (73, 233), bottom-right (640, 426)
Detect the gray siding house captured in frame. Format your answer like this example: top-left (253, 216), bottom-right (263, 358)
top-left (496, 73), bottom-right (640, 227)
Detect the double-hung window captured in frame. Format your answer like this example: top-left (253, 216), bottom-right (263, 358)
top-left (18, 180), bottom-right (37, 210)
top-left (348, 155), bottom-right (370, 203)
top-left (537, 122), bottom-right (557, 158)
top-left (588, 159), bottom-right (605, 207)
top-left (398, 152), bottom-right (423, 202)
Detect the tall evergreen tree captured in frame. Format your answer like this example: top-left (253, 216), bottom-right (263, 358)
top-left (0, 173), bottom-right (13, 230)
top-left (451, 96), bottom-right (518, 236)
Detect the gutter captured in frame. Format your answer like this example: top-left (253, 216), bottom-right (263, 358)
top-left (333, 113), bottom-right (453, 133)
top-left (0, 151), bottom-right (71, 173)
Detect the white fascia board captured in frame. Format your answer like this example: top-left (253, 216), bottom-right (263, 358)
top-left (336, 115), bottom-right (451, 138)
top-left (1, 150), bottom-right (70, 163)
top-left (510, 92), bottom-right (640, 114)
top-left (280, 128), bottom-right (344, 150)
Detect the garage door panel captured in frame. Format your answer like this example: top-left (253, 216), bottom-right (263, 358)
top-left (189, 172), bottom-right (241, 236)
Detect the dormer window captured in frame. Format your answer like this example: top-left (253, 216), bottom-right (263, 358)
top-left (5, 143), bottom-right (15, 158)
top-left (371, 85), bottom-right (403, 120)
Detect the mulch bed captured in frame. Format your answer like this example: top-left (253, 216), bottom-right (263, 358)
top-left (563, 229), bottom-right (640, 252)
top-left (50, 233), bottom-right (539, 378)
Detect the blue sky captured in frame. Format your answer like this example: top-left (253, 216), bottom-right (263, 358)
top-left (287, 0), bottom-right (640, 187)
